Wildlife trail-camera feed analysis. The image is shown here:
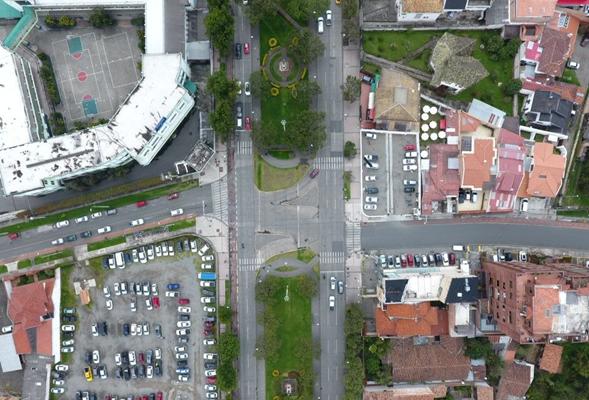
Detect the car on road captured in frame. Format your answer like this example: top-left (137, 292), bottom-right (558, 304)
top-left (404, 187), bottom-right (415, 193)
top-left (65, 234), bottom-right (77, 242)
top-left (235, 43), bottom-right (242, 59)
top-left (130, 219), bottom-right (144, 226)
top-left (75, 216), bottom-right (89, 223)
top-left (330, 277), bottom-right (336, 290)
top-left (167, 192), bottom-right (179, 200)
top-left (310, 168), bottom-right (320, 178)
top-left (97, 226), bottom-right (111, 234)
top-left (365, 132), bottom-right (377, 139)
top-left (171, 208), bottom-right (183, 216)
top-left (52, 238), bottom-right (64, 245)
top-left (244, 82), bottom-right (251, 96)
top-left (81, 230), bottom-right (92, 238)
top-left (8, 232), bottom-right (20, 239)
top-left (245, 116), bottom-right (251, 130)
top-left (91, 212), bottom-right (103, 219)
top-left (136, 200), bottom-right (148, 207)
top-left (338, 281), bottom-right (344, 294)
top-left (329, 295), bottom-right (335, 310)
top-left (54, 220), bottom-right (69, 228)
top-left (326, 9), bottom-right (332, 25)
top-left (365, 175), bottom-right (376, 181)
top-left (244, 42), bottom-right (250, 54)
top-left (567, 61), bottom-right (580, 69)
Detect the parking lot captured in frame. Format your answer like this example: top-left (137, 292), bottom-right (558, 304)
top-left (61, 235), bottom-right (217, 400)
top-left (361, 131), bottom-right (419, 217)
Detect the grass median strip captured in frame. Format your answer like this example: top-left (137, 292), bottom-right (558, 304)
top-left (265, 248), bottom-right (317, 265)
top-left (34, 249), bottom-right (72, 264)
top-left (168, 218), bottom-right (196, 232)
top-left (344, 171), bottom-right (351, 201)
top-left (254, 155), bottom-right (310, 192)
top-left (87, 236), bottom-right (127, 251)
top-left (17, 259), bottom-right (32, 269)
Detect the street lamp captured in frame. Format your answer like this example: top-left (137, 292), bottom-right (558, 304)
top-left (281, 120), bottom-right (287, 132)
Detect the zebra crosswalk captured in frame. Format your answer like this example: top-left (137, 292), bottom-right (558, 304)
top-left (314, 156), bottom-right (344, 170)
top-left (346, 222), bottom-right (361, 254)
top-left (237, 141), bottom-right (252, 155)
top-left (320, 251), bottom-right (346, 265)
top-left (212, 180), bottom-right (228, 223)
top-left (238, 258), bottom-right (263, 272)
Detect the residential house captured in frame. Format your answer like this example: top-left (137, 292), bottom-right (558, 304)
top-left (496, 362), bottom-right (535, 400)
top-left (374, 70), bottom-right (421, 132)
top-left (396, 0), bottom-right (444, 22)
top-left (539, 343), bottom-right (563, 373)
top-left (547, 8), bottom-right (589, 58)
top-left (523, 90), bottom-right (574, 135)
top-left (430, 33), bottom-right (489, 94)
top-left (521, 77), bottom-right (585, 105)
top-left (519, 27), bottom-right (571, 79)
top-left (421, 144), bottom-right (461, 215)
top-left (509, 0), bottom-right (558, 25)
top-left (527, 142), bottom-right (566, 197)
top-left (363, 386), bottom-right (448, 400)
top-left (458, 114), bottom-right (497, 192)
top-left (468, 99), bottom-right (506, 128)
top-left (482, 261), bottom-right (589, 343)
top-left (385, 337), bottom-right (471, 383)
top-left (375, 302), bottom-right (449, 338)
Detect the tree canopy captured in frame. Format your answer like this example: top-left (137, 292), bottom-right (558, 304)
top-left (244, 0), bottom-right (278, 25)
top-left (341, 75), bottom-right (361, 103)
top-left (218, 332), bottom-right (240, 361)
top-left (283, 0), bottom-right (330, 22)
top-left (205, 4), bottom-right (235, 57)
top-left (284, 110), bottom-right (326, 153)
top-left (288, 28), bottom-right (326, 64)
top-left (249, 70), bottom-right (273, 100)
top-left (89, 7), bottom-right (115, 28)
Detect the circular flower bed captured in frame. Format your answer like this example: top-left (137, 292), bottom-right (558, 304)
top-left (272, 369), bottom-right (280, 377)
top-left (271, 87), bottom-right (280, 96)
top-left (269, 38), bottom-right (278, 47)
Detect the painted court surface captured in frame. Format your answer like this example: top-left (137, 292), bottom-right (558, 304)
top-left (49, 31), bottom-right (140, 124)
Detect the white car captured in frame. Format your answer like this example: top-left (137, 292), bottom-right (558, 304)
top-left (91, 324), bottom-right (98, 336)
top-left (330, 277), bottom-right (336, 290)
top-left (155, 347), bottom-right (162, 359)
top-left (441, 252), bottom-right (450, 266)
top-left (329, 295), bottom-right (335, 310)
top-left (54, 220), bottom-right (69, 228)
top-left (62, 339), bottom-right (75, 346)
top-left (106, 299), bottom-right (113, 310)
top-left (136, 325), bottom-right (142, 336)
top-left (92, 350), bottom-right (100, 364)
top-left (166, 291), bottom-right (180, 298)
top-left (365, 162), bottom-right (379, 169)
top-left (103, 286), bottom-right (111, 298)
top-left (139, 250), bottom-right (147, 264)
top-left (176, 352), bottom-right (189, 360)
top-left (202, 255), bottom-right (214, 261)
top-left (365, 197), bottom-right (378, 203)
top-left (169, 243), bottom-right (175, 256)
top-left (244, 81), bottom-right (251, 96)
top-left (175, 345), bottom-right (187, 352)
top-left (205, 370), bottom-right (217, 377)
top-left (55, 365), bottom-right (69, 372)
top-left (202, 264), bottom-right (214, 270)
top-left (204, 339), bottom-right (216, 346)
top-left (190, 240), bottom-right (197, 252)
top-left (75, 216), bottom-right (89, 223)
top-left (176, 328), bottom-right (191, 335)
top-left (170, 208), bottom-right (184, 216)
top-left (201, 297), bottom-right (215, 304)
top-left (61, 346), bottom-right (74, 353)
top-left (405, 151), bottom-right (418, 158)
top-left (567, 60), bottom-right (580, 69)
top-left (115, 353), bottom-right (121, 366)
top-left (129, 351), bottom-right (137, 366)
top-left (365, 175), bottom-right (376, 181)
top-left (178, 374), bottom-right (189, 382)
top-left (402, 158), bottom-right (416, 165)
top-left (146, 365), bottom-right (153, 379)
top-left (403, 165), bottom-right (418, 171)
top-left (178, 306), bottom-right (191, 313)
top-left (237, 80), bottom-right (242, 94)
top-left (201, 281), bottom-right (216, 288)
top-left (519, 251), bottom-right (527, 262)
top-left (365, 132), bottom-right (377, 140)
top-left (145, 298), bottom-right (153, 310)
top-left (143, 323), bottom-right (150, 335)
top-left (52, 238), bottom-right (64, 245)
top-left (206, 393), bottom-right (218, 399)
top-left (203, 306), bottom-right (216, 313)
top-left (130, 298), bottom-right (137, 312)
top-left (364, 204), bottom-right (377, 210)
top-left (61, 325), bottom-right (75, 332)
top-left (147, 245), bottom-right (155, 260)
top-left (132, 249), bottom-right (139, 263)
top-left (113, 282), bottom-right (121, 296)
top-left (129, 219), bottom-right (144, 227)
top-left (151, 283), bottom-right (158, 296)
top-left (155, 245), bottom-right (162, 257)
top-left (198, 244), bottom-right (210, 256)
top-left (162, 243), bottom-right (169, 256)
top-left (205, 384), bottom-right (217, 391)
top-left (131, 323), bottom-right (137, 336)
top-left (91, 212), bottom-right (103, 219)
top-left (1, 325), bottom-right (13, 334)
top-left (51, 388), bottom-right (65, 394)
top-left (203, 353), bottom-right (217, 360)
top-left (53, 379), bottom-right (66, 386)
top-left (177, 321), bottom-right (191, 328)
top-left (97, 226), bottom-right (111, 234)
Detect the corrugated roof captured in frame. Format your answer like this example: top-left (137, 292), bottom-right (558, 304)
top-left (0, 334), bottom-right (22, 372)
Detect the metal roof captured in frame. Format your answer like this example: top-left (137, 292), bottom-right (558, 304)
top-left (0, 333), bottom-right (22, 372)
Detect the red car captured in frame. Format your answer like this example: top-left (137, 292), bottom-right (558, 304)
top-left (167, 193), bottom-right (179, 200)
top-left (404, 145), bottom-right (415, 151)
top-left (407, 253), bottom-right (414, 267)
top-left (139, 352), bottom-right (145, 364)
top-left (178, 298), bottom-right (189, 305)
top-left (400, 254), bottom-right (408, 268)
top-left (157, 394), bottom-right (163, 400)
top-left (244, 43), bottom-right (250, 54)
top-left (309, 168), bottom-right (319, 178)
top-left (153, 297), bottom-right (160, 309)
top-left (8, 232), bottom-right (20, 239)
top-left (449, 252), bottom-right (456, 266)
top-left (204, 322), bottom-right (215, 328)
top-left (245, 117), bottom-right (251, 130)
top-left (136, 200), bottom-right (147, 208)
top-left (206, 377), bottom-right (217, 384)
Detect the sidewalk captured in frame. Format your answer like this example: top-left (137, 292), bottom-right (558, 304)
top-left (199, 135), bottom-right (229, 186)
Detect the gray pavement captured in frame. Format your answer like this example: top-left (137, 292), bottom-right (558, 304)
top-left (571, 34), bottom-right (589, 89)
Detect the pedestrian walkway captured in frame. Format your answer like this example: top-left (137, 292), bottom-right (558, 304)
top-left (212, 179), bottom-right (228, 224)
top-left (314, 156), bottom-right (344, 170)
top-left (260, 151), bottom-right (303, 168)
top-left (263, 255), bottom-right (319, 278)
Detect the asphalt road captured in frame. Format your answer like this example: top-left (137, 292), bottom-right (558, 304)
top-left (361, 221), bottom-right (589, 250)
top-left (0, 185), bottom-right (212, 263)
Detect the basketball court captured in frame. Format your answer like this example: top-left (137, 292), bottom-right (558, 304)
top-left (47, 30), bottom-right (141, 124)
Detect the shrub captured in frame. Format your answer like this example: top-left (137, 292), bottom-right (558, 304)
top-left (131, 16), bottom-right (145, 26)
top-left (269, 38), bottom-right (278, 47)
top-left (344, 141), bottom-right (357, 159)
top-left (301, 68), bottom-right (307, 79)
top-left (219, 306), bottom-right (233, 324)
top-left (89, 7), bottom-right (116, 28)
top-left (262, 53), bottom-right (268, 66)
top-left (291, 86), bottom-right (298, 98)
top-left (504, 79), bottom-right (523, 96)
top-left (272, 370), bottom-right (280, 377)
top-left (271, 87), bottom-right (279, 96)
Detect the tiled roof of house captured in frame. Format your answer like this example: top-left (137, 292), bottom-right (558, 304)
top-left (514, 0), bottom-right (557, 20)
top-left (374, 70), bottom-right (420, 127)
top-left (496, 362), bottom-right (533, 400)
top-left (522, 78), bottom-right (585, 105)
top-left (12, 324), bottom-right (32, 354)
top-left (402, 0), bottom-right (444, 13)
top-left (524, 41), bottom-right (542, 61)
top-left (421, 144), bottom-right (460, 215)
top-left (527, 142), bottom-right (565, 198)
top-left (460, 138), bottom-right (496, 189)
top-left (539, 343), bottom-right (563, 373)
top-left (375, 303), bottom-right (449, 337)
top-left (445, 109), bottom-right (460, 136)
top-left (460, 113), bottom-right (480, 132)
top-left (36, 320), bottom-right (53, 356)
top-left (386, 337), bottom-right (471, 383)
top-left (363, 387), bottom-right (446, 400)
top-left (7, 280), bottom-right (54, 330)
top-left (476, 385), bottom-right (494, 400)
top-left (532, 286), bottom-right (560, 333)
top-left (489, 129), bottom-right (526, 212)
top-left (538, 28), bottom-right (570, 76)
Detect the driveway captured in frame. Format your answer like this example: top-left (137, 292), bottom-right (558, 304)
top-left (572, 34), bottom-right (589, 89)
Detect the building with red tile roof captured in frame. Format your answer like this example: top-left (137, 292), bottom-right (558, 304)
top-left (421, 144), bottom-right (460, 215)
top-left (363, 386), bottom-right (447, 400)
top-left (385, 337), bottom-right (471, 383)
top-left (521, 77), bottom-right (586, 105)
top-left (375, 302), bottom-right (449, 337)
top-left (547, 8), bottom-right (589, 58)
top-left (510, 0), bottom-right (557, 24)
top-left (539, 343), bottom-right (563, 373)
top-left (7, 279), bottom-right (55, 356)
top-left (482, 261), bottom-right (589, 343)
top-left (537, 28), bottom-right (571, 77)
top-left (476, 385), bottom-right (494, 400)
top-left (460, 137), bottom-right (496, 191)
top-left (527, 142), bottom-right (565, 198)
top-left (496, 362), bottom-right (534, 400)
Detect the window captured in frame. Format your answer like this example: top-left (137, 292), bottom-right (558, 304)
top-left (489, 276), bottom-right (493, 284)
top-left (509, 311), bottom-right (512, 324)
top-left (510, 281), bottom-right (513, 289)
top-left (503, 282), bottom-right (506, 290)
top-left (415, 13), bottom-right (423, 19)
top-left (509, 293), bottom-right (512, 299)
top-left (496, 280), bottom-right (499, 287)
top-left (557, 14), bottom-right (570, 28)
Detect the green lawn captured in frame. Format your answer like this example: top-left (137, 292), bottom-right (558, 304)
top-left (254, 154), bottom-right (310, 191)
top-left (0, 265), bottom-right (7, 274)
top-left (362, 62), bottom-right (382, 75)
top-left (561, 68), bottom-right (581, 86)
top-left (404, 48), bottom-right (432, 73)
top-left (363, 30), bottom-right (439, 62)
top-left (17, 259), bottom-right (32, 269)
top-left (34, 249), bottom-right (72, 265)
top-left (168, 218), bottom-right (196, 232)
top-left (560, 159), bottom-right (589, 208)
top-left (265, 276), bottom-right (313, 400)
top-left (344, 171), bottom-right (351, 200)
top-left (260, 16), bottom-right (296, 66)
top-left (87, 236), bottom-right (127, 251)
top-left (268, 149), bottom-right (295, 160)
top-left (265, 248), bottom-right (317, 264)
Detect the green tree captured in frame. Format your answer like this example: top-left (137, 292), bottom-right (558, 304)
top-left (205, 6), bottom-right (235, 57)
top-left (255, 276), bottom-right (281, 304)
top-left (374, 364), bottom-right (392, 385)
top-left (292, 337), bottom-right (317, 365)
top-left (136, 29), bottom-right (145, 53)
top-left (344, 303), bottom-right (364, 335)
top-left (89, 7), bottom-right (115, 28)
top-left (504, 79), bottom-right (523, 96)
top-left (464, 337), bottom-right (493, 359)
top-left (207, 68), bottom-right (240, 100)
top-left (209, 99), bottom-right (234, 139)
top-left (295, 274), bottom-right (318, 299)
top-left (288, 28), bottom-right (326, 64)
top-left (485, 34), bottom-right (504, 53)
top-left (218, 332), bottom-right (240, 361)
top-left (244, 0), bottom-right (278, 26)
top-left (219, 306), bottom-right (233, 324)
top-left (341, 75), bottom-right (361, 103)
top-left (217, 362), bottom-right (237, 391)
top-left (250, 120), bottom-right (281, 153)
top-left (343, 19), bottom-right (360, 44)
top-left (284, 110), bottom-right (326, 153)
top-left (293, 80), bottom-right (322, 104)
top-left (283, 0), bottom-right (330, 22)
top-left (343, 356), bottom-right (364, 400)
top-left (342, 0), bottom-right (359, 20)
top-left (249, 70), bottom-right (272, 99)
top-left (344, 141), bottom-right (357, 159)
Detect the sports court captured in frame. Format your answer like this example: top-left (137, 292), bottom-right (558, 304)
top-left (43, 29), bottom-right (141, 124)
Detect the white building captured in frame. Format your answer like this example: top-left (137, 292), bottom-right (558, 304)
top-left (0, 0), bottom-right (196, 196)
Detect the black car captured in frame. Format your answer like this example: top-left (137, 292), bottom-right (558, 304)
top-left (99, 322), bottom-right (107, 336)
top-left (414, 254), bottom-right (421, 267)
top-left (434, 253), bottom-right (443, 266)
top-left (204, 362), bottom-right (217, 369)
top-left (65, 234), bottom-right (77, 242)
top-left (364, 187), bottom-right (378, 194)
top-left (63, 331), bottom-right (75, 338)
top-left (179, 314), bottom-right (190, 321)
top-left (81, 231), bottom-right (92, 238)
top-left (130, 282), bottom-right (136, 294)
top-left (177, 240), bottom-right (183, 252)
top-left (85, 352), bottom-right (92, 364)
top-left (102, 257), bottom-right (109, 270)
top-left (138, 365), bottom-right (145, 378)
top-left (61, 315), bottom-right (76, 322)
top-left (154, 361), bottom-right (162, 376)
top-left (51, 371), bottom-right (65, 379)
top-left (204, 316), bottom-right (216, 323)
top-left (150, 394), bottom-right (156, 400)
top-left (177, 360), bottom-right (188, 367)
top-left (115, 367), bottom-right (122, 379)
top-left (123, 324), bottom-right (130, 336)
top-left (155, 324), bottom-right (162, 338)
top-left (202, 289), bottom-right (215, 297)
top-left (235, 43), bottom-right (242, 59)
top-left (106, 208), bottom-right (117, 215)
top-left (124, 253), bottom-right (132, 265)
top-left (505, 252), bottom-right (513, 261)
top-left (123, 368), bottom-right (130, 381)
top-left (91, 394), bottom-right (97, 400)
top-left (76, 392), bottom-right (82, 400)
top-left (404, 187), bottom-right (415, 193)
top-left (121, 351), bottom-right (129, 366)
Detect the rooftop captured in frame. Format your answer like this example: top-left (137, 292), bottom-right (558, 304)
top-left (488, 129), bottom-right (526, 212)
top-left (375, 302), bottom-right (449, 337)
top-left (363, 386), bottom-right (447, 400)
top-left (401, 0), bottom-right (444, 13)
top-left (512, 0), bottom-right (557, 21)
top-left (460, 137), bottom-right (497, 190)
top-left (539, 343), bottom-right (563, 373)
top-left (7, 280), bottom-right (54, 330)
top-left (421, 144), bottom-right (460, 215)
top-left (522, 78), bottom-right (585, 105)
top-left (496, 362), bottom-right (534, 400)
top-left (538, 28), bottom-right (570, 77)
top-left (468, 99), bottom-right (506, 128)
top-left (374, 70), bottom-right (420, 131)
top-left (527, 142), bottom-right (565, 198)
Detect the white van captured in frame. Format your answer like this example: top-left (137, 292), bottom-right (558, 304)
top-left (452, 245), bottom-right (465, 251)
top-left (114, 252), bottom-right (125, 269)
top-left (317, 17), bottom-right (324, 34)
top-left (520, 199), bottom-right (529, 212)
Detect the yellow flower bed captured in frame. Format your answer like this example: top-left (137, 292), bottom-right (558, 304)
top-left (301, 68), bottom-right (307, 79)
top-left (269, 38), bottom-right (278, 47)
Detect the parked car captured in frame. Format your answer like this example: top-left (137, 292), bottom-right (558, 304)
top-left (129, 219), bottom-right (144, 227)
top-left (81, 230), bottom-right (92, 238)
top-left (168, 193), bottom-right (179, 200)
top-left (75, 216), bottom-right (89, 223)
top-left (582, 32), bottom-right (589, 47)
top-left (53, 220), bottom-right (69, 228)
top-left (567, 61), bottom-right (580, 69)
top-left (310, 168), bottom-right (320, 178)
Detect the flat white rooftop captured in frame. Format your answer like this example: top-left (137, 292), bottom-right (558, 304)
top-left (27, 0), bottom-right (144, 6)
top-left (384, 267), bottom-right (470, 302)
top-left (0, 45), bottom-right (32, 149)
